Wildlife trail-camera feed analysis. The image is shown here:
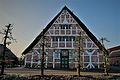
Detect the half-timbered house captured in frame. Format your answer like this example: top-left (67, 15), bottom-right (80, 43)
top-left (22, 6), bottom-right (108, 69)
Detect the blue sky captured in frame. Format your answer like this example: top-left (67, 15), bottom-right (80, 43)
top-left (0, 0), bottom-right (120, 57)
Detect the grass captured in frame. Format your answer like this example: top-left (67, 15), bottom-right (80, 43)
top-left (0, 74), bottom-right (120, 80)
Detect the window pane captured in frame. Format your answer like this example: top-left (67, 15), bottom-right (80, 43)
top-left (54, 50), bottom-right (60, 59)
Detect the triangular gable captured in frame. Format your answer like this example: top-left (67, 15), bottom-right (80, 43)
top-left (22, 6), bottom-right (109, 55)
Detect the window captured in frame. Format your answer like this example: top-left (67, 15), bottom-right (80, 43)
top-left (69, 50), bottom-right (74, 59)
top-left (61, 50), bottom-right (69, 56)
top-left (52, 36), bottom-right (75, 42)
top-left (61, 15), bottom-right (64, 18)
top-left (66, 30), bottom-right (71, 34)
top-left (54, 49), bottom-right (60, 59)
top-left (52, 36), bottom-right (58, 41)
top-left (61, 25), bottom-right (65, 29)
top-left (66, 36), bottom-right (69, 41)
top-left (53, 43), bottom-right (58, 47)
top-left (66, 43), bottom-right (72, 47)
top-left (72, 36), bottom-right (75, 41)
top-left (66, 25), bottom-right (71, 29)
top-left (55, 30), bottom-right (59, 34)
top-left (54, 52), bottom-right (59, 59)
top-left (68, 36), bottom-right (75, 41)
top-left (72, 30), bottom-right (76, 34)
top-left (61, 25), bottom-right (70, 29)
top-left (59, 36), bottom-right (65, 41)
top-left (66, 14), bottom-right (69, 18)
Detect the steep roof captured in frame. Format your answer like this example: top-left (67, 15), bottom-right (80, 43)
top-left (108, 45), bottom-right (120, 58)
top-left (22, 6), bottom-right (109, 55)
top-left (0, 44), bottom-right (18, 63)
top-left (109, 51), bottom-right (120, 58)
top-left (108, 45), bottom-right (120, 53)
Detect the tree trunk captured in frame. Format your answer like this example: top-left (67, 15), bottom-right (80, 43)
top-left (1, 24), bottom-right (11, 75)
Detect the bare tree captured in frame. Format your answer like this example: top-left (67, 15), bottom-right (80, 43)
top-left (37, 30), bottom-right (50, 76)
top-left (76, 32), bottom-right (84, 77)
top-left (41, 35), bottom-right (45, 76)
top-left (0, 24), bottom-right (16, 75)
top-left (100, 37), bottom-right (110, 76)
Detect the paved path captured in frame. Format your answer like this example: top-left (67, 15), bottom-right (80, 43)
top-left (4, 67), bottom-right (120, 76)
